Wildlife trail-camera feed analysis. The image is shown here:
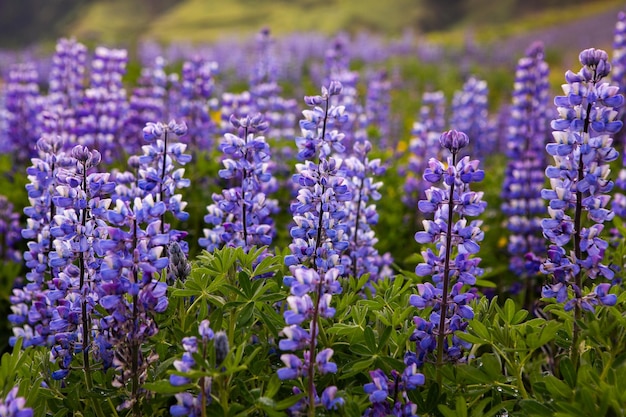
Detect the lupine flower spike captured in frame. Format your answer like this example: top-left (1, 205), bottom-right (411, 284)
top-left (501, 42), bottom-right (550, 305)
top-left (413, 130), bottom-right (485, 379)
top-left (611, 11), bottom-right (626, 215)
top-left (279, 81), bottom-right (350, 416)
top-left (169, 320), bottom-right (229, 417)
top-left (199, 113), bottom-right (277, 252)
top-left (541, 48), bottom-right (622, 366)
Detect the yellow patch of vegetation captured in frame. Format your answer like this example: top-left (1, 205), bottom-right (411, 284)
top-left (69, 1), bottom-right (153, 46)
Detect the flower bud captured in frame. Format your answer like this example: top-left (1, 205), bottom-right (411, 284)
top-left (214, 331), bottom-right (229, 366)
top-left (439, 130), bottom-right (469, 153)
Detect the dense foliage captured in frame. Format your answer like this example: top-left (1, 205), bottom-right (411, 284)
top-left (1, 11), bottom-right (626, 417)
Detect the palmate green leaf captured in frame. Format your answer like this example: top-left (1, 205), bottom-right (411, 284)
top-left (503, 298), bottom-right (516, 324)
top-left (143, 380), bottom-right (192, 394)
top-left (439, 397), bottom-right (468, 417)
top-left (519, 399), bottom-right (554, 416)
top-left (474, 278), bottom-right (497, 288)
top-left (378, 326), bottom-right (392, 349)
top-left (469, 398), bottom-right (498, 417)
top-left (480, 353), bottom-right (503, 379)
top-left (456, 363), bottom-right (494, 385)
top-left (264, 374), bottom-right (281, 399)
top-left (512, 309), bottom-right (529, 324)
top-left (251, 252), bottom-right (283, 277)
top-left (527, 320), bottom-right (560, 349)
top-left (363, 326), bottom-right (377, 352)
top-left (456, 331), bottom-right (485, 346)
top-left (468, 319), bottom-right (492, 343)
top-left (543, 375), bottom-right (572, 399)
top-left (341, 357), bottom-right (376, 379)
top-left (559, 356), bottom-right (576, 388)
top-left (326, 323), bottom-right (363, 339)
top-left (350, 342), bottom-right (375, 356)
top-left (543, 304), bottom-right (574, 322)
top-left (0, 338), bottom-right (23, 391)
top-left (274, 391), bottom-right (306, 411)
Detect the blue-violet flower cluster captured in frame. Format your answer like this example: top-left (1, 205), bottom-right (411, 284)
top-left (541, 48), bottom-right (622, 312)
top-left (412, 130), bottom-right (485, 367)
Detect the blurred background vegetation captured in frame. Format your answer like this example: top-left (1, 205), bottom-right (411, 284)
top-left (0, 0), bottom-right (622, 50)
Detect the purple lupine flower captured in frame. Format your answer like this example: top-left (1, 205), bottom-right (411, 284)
top-left (278, 82), bottom-right (351, 415)
top-left (0, 195), bottom-right (22, 263)
top-left (98, 191), bottom-right (170, 402)
top-left (613, 11), bottom-right (626, 96)
top-left (219, 91), bottom-right (254, 133)
top-left (121, 56), bottom-right (168, 156)
top-left (0, 387), bottom-right (33, 417)
top-left (450, 76), bottom-right (494, 158)
top-left (168, 320), bottom-right (218, 416)
top-left (611, 11), bottom-right (626, 216)
top-left (501, 42), bottom-right (550, 302)
top-left (362, 367), bottom-right (422, 417)
top-left (286, 82), bottom-right (351, 272)
top-left (168, 240), bottom-right (191, 283)
top-left (342, 131), bottom-right (394, 286)
top-left (45, 38), bottom-right (87, 150)
top-left (74, 46), bottom-right (128, 163)
top-left (323, 36), bottom-right (361, 155)
top-left (4, 62), bottom-right (43, 164)
top-left (199, 114), bottom-right (277, 252)
top-left (249, 28), bottom-right (298, 140)
top-left (138, 119), bottom-right (191, 243)
top-left (46, 145), bottom-right (114, 379)
top-left (402, 91), bottom-right (446, 215)
top-left (364, 69), bottom-right (392, 148)
top-left (413, 130), bottom-right (485, 369)
top-left (174, 57), bottom-right (219, 150)
top-left (541, 49), bottom-right (622, 320)
top-left (10, 135), bottom-right (69, 349)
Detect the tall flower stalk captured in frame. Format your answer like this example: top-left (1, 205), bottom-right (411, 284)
top-left (140, 120), bottom-right (191, 241)
top-left (100, 187), bottom-right (170, 412)
top-left (47, 145), bottom-right (113, 385)
top-left (541, 48), bottom-right (622, 367)
top-left (413, 130), bottom-right (485, 381)
top-left (402, 91), bottom-right (446, 218)
top-left (343, 131), bottom-right (392, 286)
top-left (199, 113), bottom-right (276, 252)
top-left (279, 81), bottom-right (349, 416)
top-left (501, 42), bottom-right (550, 306)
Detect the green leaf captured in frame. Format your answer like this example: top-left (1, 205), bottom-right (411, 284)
top-left (531, 321), bottom-right (561, 349)
top-left (512, 309), bottom-right (529, 324)
top-left (543, 375), bottom-right (572, 399)
top-left (456, 364), bottom-right (493, 385)
top-left (519, 399), bottom-right (554, 416)
top-left (456, 332), bottom-right (485, 345)
top-left (143, 380), bottom-right (190, 394)
top-left (264, 374), bottom-right (281, 398)
top-left (469, 319), bottom-right (492, 342)
top-left (502, 298), bottom-right (516, 323)
top-left (425, 383), bottom-right (441, 412)
top-left (438, 398), bottom-right (467, 417)
top-left (480, 353), bottom-right (502, 380)
top-left (475, 279), bottom-right (497, 288)
top-left (274, 392), bottom-right (306, 410)
top-left (378, 326), bottom-right (392, 350)
top-left (559, 357), bottom-right (576, 388)
top-left (363, 326), bottom-right (377, 351)
top-left (438, 405), bottom-right (458, 417)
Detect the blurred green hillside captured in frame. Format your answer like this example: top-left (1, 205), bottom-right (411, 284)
top-left (1, 0), bottom-right (623, 50)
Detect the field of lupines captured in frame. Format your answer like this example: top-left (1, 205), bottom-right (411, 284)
top-left (1, 9), bottom-right (626, 417)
